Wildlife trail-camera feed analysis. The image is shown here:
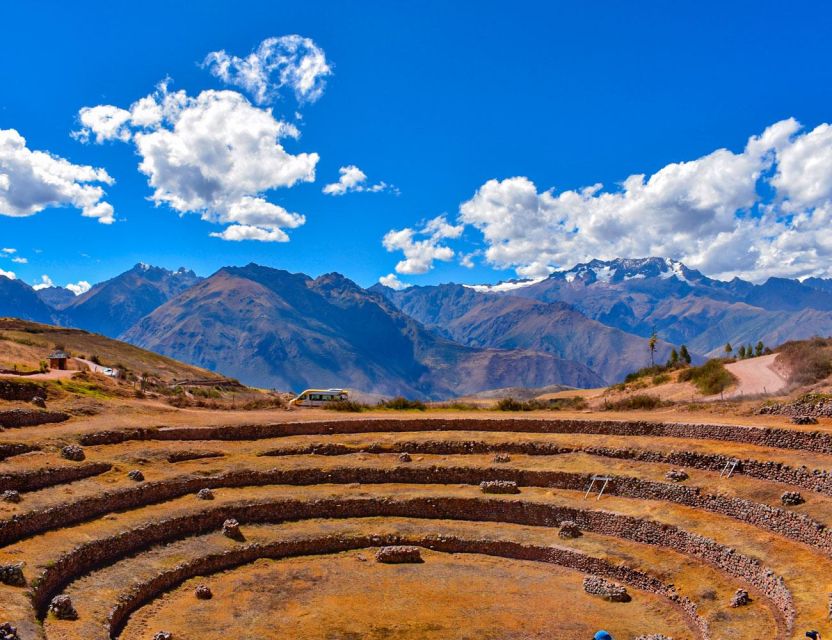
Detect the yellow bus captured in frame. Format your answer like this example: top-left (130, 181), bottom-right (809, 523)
top-left (289, 388), bottom-right (349, 407)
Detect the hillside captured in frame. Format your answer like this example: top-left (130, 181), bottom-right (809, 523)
top-left (61, 263), bottom-right (201, 338)
top-left (0, 317), bottom-right (225, 383)
top-left (0, 276), bottom-right (55, 324)
top-left (123, 265), bottom-right (604, 397)
top-left (374, 282), bottom-right (676, 383)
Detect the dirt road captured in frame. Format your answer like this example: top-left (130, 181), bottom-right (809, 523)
top-left (722, 353), bottom-right (788, 398)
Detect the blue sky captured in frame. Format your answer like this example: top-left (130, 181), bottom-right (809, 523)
top-left (2, 1), bottom-right (832, 292)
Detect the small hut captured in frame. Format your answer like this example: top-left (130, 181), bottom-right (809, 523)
top-left (48, 350), bottom-right (69, 370)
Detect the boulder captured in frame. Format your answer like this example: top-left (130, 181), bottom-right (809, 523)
top-left (222, 518), bottom-right (243, 540)
top-left (61, 445), bottom-right (85, 462)
top-left (493, 452), bottom-right (511, 463)
top-left (48, 594), bottom-right (78, 620)
top-left (0, 623), bottom-right (20, 640)
top-left (558, 520), bottom-right (582, 539)
top-left (479, 480), bottom-right (520, 494)
top-left (398, 452), bottom-right (412, 463)
top-left (781, 491), bottom-right (804, 506)
top-left (583, 576), bottom-right (631, 602)
top-left (195, 584), bottom-right (213, 599)
top-left (196, 488), bottom-right (214, 500)
top-left (730, 588), bottom-right (751, 607)
top-left (0, 563), bottom-right (25, 586)
top-left (153, 633), bottom-right (173, 640)
top-left (665, 469), bottom-right (689, 482)
top-left (1, 490), bottom-right (20, 504)
top-left (792, 415), bottom-right (819, 425)
top-left (375, 546), bottom-right (423, 563)
top-left (127, 469), bottom-right (145, 482)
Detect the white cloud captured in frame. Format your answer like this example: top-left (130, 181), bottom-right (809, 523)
top-left (76, 83), bottom-right (317, 242)
top-left (65, 280), bottom-right (91, 295)
top-left (2, 248), bottom-right (15, 254)
top-left (379, 273), bottom-right (408, 290)
top-left (203, 35), bottom-right (332, 105)
top-left (32, 274), bottom-right (53, 290)
top-left (383, 215), bottom-right (464, 275)
top-left (456, 118), bottom-right (832, 281)
top-left (323, 165), bottom-right (394, 196)
top-left (0, 129), bottom-right (115, 224)
top-left (0, 269), bottom-right (15, 279)
top-left (11, 256), bottom-right (27, 264)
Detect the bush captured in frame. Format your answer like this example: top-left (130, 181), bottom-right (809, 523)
top-left (377, 396), bottom-right (427, 411)
top-left (776, 337), bottom-right (832, 386)
top-left (605, 394), bottom-right (667, 411)
top-left (677, 359), bottom-right (737, 395)
top-left (651, 373), bottom-right (670, 385)
top-left (496, 396), bottom-right (588, 411)
top-left (322, 399), bottom-right (368, 412)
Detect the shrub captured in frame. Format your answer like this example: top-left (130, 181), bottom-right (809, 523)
top-left (776, 337), bottom-right (832, 386)
top-left (377, 396), bottom-right (426, 411)
top-left (651, 373), bottom-right (670, 385)
top-left (322, 399), bottom-right (368, 412)
top-left (678, 359), bottom-right (736, 395)
top-left (496, 396), bottom-right (588, 411)
top-left (605, 394), bottom-right (666, 411)
top-left (496, 397), bottom-right (525, 411)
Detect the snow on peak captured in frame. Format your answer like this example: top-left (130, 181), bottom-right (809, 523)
top-left (465, 277), bottom-right (546, 293)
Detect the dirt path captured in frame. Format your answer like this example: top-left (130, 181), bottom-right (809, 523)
top-left (722, 353), bottom-right (788, 398)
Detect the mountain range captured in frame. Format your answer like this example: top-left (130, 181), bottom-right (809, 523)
top-left (2, 257), bottom-right (832, 398)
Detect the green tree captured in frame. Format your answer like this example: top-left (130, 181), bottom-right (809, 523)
top-left (746, 344), bottom-right (753, 359)
top-left (724, 342), bottom-right (733, 357)
top-left (738, 345), bottom-right (746, 358)
top-left (648, 331), bottom-right (658, 366)
top-left (679, 345), bottom-right (692, 364)
top-left (668, 348), bottom-right (679, 366)
top-left (755, 341), bottom-right (764, 357)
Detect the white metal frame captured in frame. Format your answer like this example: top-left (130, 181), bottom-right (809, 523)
top-left (720, 459), bottom-right (739, 478)
top-left (584, 475), bottom-right (613, 500)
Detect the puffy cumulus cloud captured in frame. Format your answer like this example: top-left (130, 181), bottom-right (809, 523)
top-left (31, 274), bottom-right (54, 290)
top-left (322, 165), bottom-right (394, 196)
top-left (76, 84), bottom-right (317, 242)
top-left (457, 118), bottom-right (832, 281)
top-left (11, 256), bottom-right (27, 264)
top-left (0, 268), bottom-right (15, 279)
top-left (65, 280), bottom-right (91, 296)
top-left (203, 36), bottom-right (332, 105)
top-left (2, 248), bottom-right (15, 254)
top-left (0, 129), bottom-right (115, 224)
top-left (378, 273), bottom-right (409, 290)
top-left (383, 215), bottom-right (464, 275)
top-left (33, 274), bottom-right (91, 295)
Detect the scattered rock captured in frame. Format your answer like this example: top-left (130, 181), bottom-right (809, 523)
top-left (375, 546), bottom-right (423, 563)
top-left (0, 562), bottom-right (25, 586)
top-left (48, 594), bottom-right (78, 620)
top-left (127, 469), bottom-right (144, 482)
top-left (493, 452), bottom-right (511, 463)
top-left (398, 452), bottom-right (412, 463)
top-left (0, 622), bottom-right (20, 640)
top-left (730, 588), bottom-right (751, 607)
top-left (1, 490), bottom-right (20, 504)
top-left (153, 632), bottom-right (173, 640)
top-left (31, 397), bottom-right (46, 408)
top-left (196, 488), bottom-right (214, 500)
top-left (60, 445), bottom-right (85, 462)
top-left (479, 480), bottom-right (520, 494)
top-left (583, 576), bottom-right (631, 602)
top-left (634, 635), bottom-right (673, 640)
top-left (781, 491), bottom-right (804, 506)
top-left (792, 415), bottom-right (819, 425)
top-left (665, 469), bottom-right (689, 482)
top-left (222, 518), bottom-right (243, 540)
top-left (194, 584), bottom-right (213, 599)
top-left (558, 520), bottom-right (582, 539)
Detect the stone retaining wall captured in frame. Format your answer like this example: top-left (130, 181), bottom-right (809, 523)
top-left (0, 462), bottom-right (111, 493)
top-left (0, 381), bottom-right (46, 403)
top-left (0, 444), bottom-right (38, 462)
top-left (24, 496), bottom-right (792, 636)
top-left (79, 417), bottom-right (832, 457)
top-left (104, 534), bottom-right (707, 640)
top-left (0, 410), bottom-right (68, 429)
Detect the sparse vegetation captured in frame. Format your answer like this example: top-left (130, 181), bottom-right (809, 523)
top-left (322, 399), bottom-right (369, 412)
top-left (496, 396), bottom-right (588, 411)
top-left (605, 394), bottom-right (668, 411)
top-left (776, 337), bottom-right (832, 386)
top-left (377, 396), bottom-right (427, 411)
top-left (677, 359), bottom-right (737, 395)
